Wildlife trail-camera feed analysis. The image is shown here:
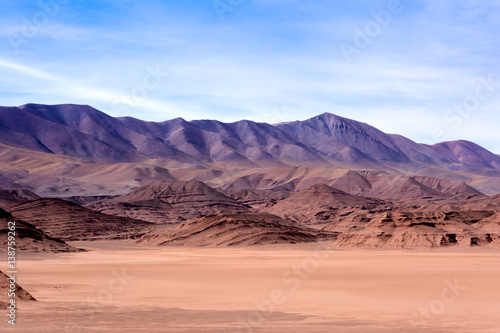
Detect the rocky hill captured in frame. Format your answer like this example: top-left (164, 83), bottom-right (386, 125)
top-left (138, 211), bottom-right (337, 247)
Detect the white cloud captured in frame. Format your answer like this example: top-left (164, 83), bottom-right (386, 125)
top-left (0, 57), bottom-right (204, 120)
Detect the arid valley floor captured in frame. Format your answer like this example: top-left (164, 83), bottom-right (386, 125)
top-left (1, 242), bottom-right (499, 332)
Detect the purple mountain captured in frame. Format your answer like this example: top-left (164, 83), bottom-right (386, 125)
top-left (0, 104), bottom-right (499, 195)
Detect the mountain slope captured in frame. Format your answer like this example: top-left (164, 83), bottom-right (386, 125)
top-left (1, 103), bottom-right (499, 172)
top-left (137, 211), bottom-right (337, 247)
top-left (428, 140), bottom-right (500, 170)
top-left (0, 270), bottom-right (36, 308)
top-left (4, 199), bottom-right (153, 241)
top-left (88, 181), bottom-right (249, 223)
top-left (262, 183), bottom-right (386, 225)
top-left (332, 211), bottom-right (499, 249)
top-left (0, 207), bottom-right (82, 252)
top-left (0, 189), bottom-right (40, 206)
top-left (1, 103), bottom-right (500, 195)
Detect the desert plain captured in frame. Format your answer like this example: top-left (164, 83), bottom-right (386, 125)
top-left (1, 241), bottom-right (499, 333)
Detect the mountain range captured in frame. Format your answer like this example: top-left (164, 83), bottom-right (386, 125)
top-left (0, 103), bottom-right (499, 196)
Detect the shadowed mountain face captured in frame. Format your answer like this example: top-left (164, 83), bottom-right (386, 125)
top-left (0, 207), bottom-right (83, 252)
top-left (88, 181), bottom-right (249, 223)
top-left (0, 189), bottom-right (40, 206)
top-left (0, 103), bottom-right (500, 196)
top-left (4, 199), bottom-right (154, 241)
top-left (137, 211), bottom-right (337, 247)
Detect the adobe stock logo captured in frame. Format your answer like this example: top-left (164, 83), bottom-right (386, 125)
top-left (237, 241), bottom-right (332, 332)
top-left (340, 0), bottom-right (403, 63)
top-left (112, 65), bottom-right (167, 116)
top-left (213, 0), bottom-right (244, 22)
top-left (63, 268), bottom-right (135, 333)
top-left (7, 0), bottom-right (70, 54)
top-left (424, 75), bottom-right (497, 145)
top-left (409, 278), bottom-right (467, 330)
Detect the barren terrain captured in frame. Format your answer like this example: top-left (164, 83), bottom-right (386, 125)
top-left (1, 241), bottom-right (499, 332)
top-left (1, 105), bottom-right (500, 332)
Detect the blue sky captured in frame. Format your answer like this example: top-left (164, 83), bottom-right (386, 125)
top-left (1, 0), bottom-right (500, 152)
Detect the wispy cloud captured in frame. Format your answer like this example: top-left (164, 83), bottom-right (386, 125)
top-left (0, 0), bottom-right (499, 151)
top-left (0, 57), bottom-right (201, 120)
top-left (0, 58), bottom-right (60, 81)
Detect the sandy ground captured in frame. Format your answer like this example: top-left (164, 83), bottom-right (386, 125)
top-left (1, 242), bottom-right (500, 332)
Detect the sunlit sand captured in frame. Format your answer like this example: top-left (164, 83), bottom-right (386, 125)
top-left (2, 241), bottom-right (499, 332)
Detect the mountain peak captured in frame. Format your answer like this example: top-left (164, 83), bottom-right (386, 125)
top-left (314, 112), bottom-right (344, 120)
